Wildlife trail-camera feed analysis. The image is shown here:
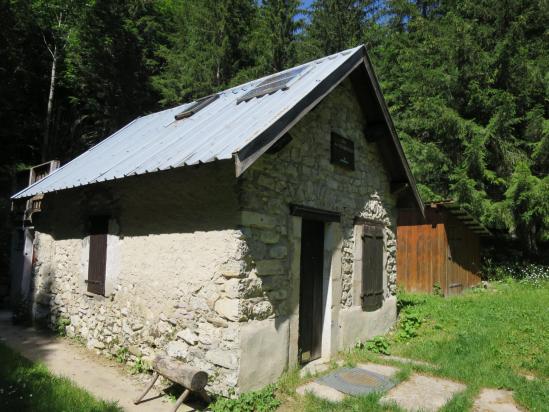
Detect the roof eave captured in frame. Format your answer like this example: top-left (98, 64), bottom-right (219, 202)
top-left (437, 202), bottom-right (492, 237)
top-left (234, 46), bottom-right (367, 177)
top-left (361, 51), bottom-right (424, 216)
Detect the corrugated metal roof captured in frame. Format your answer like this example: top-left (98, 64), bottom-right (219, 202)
top-left (13, 46), bottom-right (364, 200)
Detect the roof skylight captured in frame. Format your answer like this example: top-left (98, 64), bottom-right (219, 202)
top-left (236, 65), bottom-right (309, 104)
top-left (174, 93), bottom-right (219, 120)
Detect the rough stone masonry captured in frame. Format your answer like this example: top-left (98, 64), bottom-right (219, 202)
top-left (27, 78), bottom-right (398, 395)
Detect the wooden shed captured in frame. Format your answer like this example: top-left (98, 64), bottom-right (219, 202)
top-left (397, 201), bottom-right (490, 295)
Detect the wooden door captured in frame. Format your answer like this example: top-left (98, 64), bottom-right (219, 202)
top-left (298, 219), bottom-right (325, 364)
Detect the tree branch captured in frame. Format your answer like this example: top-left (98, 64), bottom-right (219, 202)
top-left (42, 32), bottom-right (55, 59)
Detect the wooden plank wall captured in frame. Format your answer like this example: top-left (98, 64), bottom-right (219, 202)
top-left (397, 207), bottom-right (445, 293)
top-left (397, 207), bottom-right (481, 295)
top-left (444, 212), bottom-right (482, 295)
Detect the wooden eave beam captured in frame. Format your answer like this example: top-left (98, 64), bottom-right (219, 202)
top-left (289, 204), bottom-right (341, 222)
top-left (390, 181), bottom-right (409, 195)
top-left (364, 122), bottom-right (387, 143)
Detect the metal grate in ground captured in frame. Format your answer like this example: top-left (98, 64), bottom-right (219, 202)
top-left (316, 367), bottom-right (396, 396)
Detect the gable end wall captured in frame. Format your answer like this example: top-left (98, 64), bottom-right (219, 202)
top-left (236, 78), bottom-right (399, 391)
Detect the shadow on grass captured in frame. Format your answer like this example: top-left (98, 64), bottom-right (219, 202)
top-left (0, 343), bottom-right (121, 412)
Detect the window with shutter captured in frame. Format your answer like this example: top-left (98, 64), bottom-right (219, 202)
top-left (361, 224), bottom-right (384, 311)
top-left (87, 216), bottom-right (108, 295)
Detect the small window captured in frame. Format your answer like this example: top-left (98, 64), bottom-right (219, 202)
top-left (87, 216), bottom-right (109, 295)
top-left (361, 224), bottom-right (384, 311)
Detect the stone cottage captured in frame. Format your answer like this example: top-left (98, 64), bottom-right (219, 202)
top-left (11, 45), bottom-right (423, 395)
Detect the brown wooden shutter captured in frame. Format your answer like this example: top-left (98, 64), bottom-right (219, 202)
top-left (87, 216), bottom-right (108, 295)
top-left (361, 224), bottom-right (384, 311)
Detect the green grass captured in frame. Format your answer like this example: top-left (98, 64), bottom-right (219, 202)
top-left (0, 342), bottom-right (121, 412)
top-left (279, 279), bottom-right (549, 411)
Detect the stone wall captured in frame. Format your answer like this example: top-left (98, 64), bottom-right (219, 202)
top-left (30, 162), bottom-right (247, 395)
top-left (236, 78), bottom-right (398, 391)
top-left (27, 77), bottom-right (400, 396)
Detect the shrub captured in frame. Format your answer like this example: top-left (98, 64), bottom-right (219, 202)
top-left (363, 336), bottom-right (391, 355)
top-left (397, 311), bottom-right (422, 341)
top-left (130, 357), bottom-right (149, 374)
top-left (55, 317), bottom-right (71, 336)
top-left (483, 258), bottom-right (549, 286)
top-left (210, 384), bottom-right (280, 412)
top-left (432, 281), bottom-right (443, 296)
top-left (115, 347), bottom-right (129, 364)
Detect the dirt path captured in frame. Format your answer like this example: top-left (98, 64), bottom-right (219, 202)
top-left (0, 310), bottom-right (197, 412)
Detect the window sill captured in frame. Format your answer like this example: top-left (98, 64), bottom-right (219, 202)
top-left (83, 291), bottom-right (105, 299)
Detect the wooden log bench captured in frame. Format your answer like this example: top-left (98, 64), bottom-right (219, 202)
top-left (134, 355), bottom-right (210, 412)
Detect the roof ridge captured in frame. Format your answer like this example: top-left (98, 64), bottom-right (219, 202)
top-left (168, 45), bottom-right (366, 111)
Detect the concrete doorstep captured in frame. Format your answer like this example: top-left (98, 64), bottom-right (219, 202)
top-left (380, 374), bottom-right (466, 412)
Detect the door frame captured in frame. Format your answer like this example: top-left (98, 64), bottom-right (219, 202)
top-left (288, 207), bottom-right (343, 368)
top-left (298, 218), bottom-right (325, 364)
top-left (10, 227), bottom-right (34, 305)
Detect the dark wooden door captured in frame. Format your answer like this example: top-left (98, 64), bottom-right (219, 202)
top-left (362, 224), bottom-right (384, 310)
top-left (298, 219), bottom-right (325, 364)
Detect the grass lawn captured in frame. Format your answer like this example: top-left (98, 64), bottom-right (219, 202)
top-left (275, 279), bottom-right (549, 412)
top-left (0, 342), bottom-right (122, 412)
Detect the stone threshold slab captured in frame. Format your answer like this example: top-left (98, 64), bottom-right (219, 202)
top-left (472, 389), bottom-right (524, 412)
top-left (380, 373), bottom-right (466, 412)
top-left (296, 381), bottom-right (346, 402)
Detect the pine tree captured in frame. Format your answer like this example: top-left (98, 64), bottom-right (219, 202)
top-left (368, 0), bottom-right (548, 254)
top-left (152, 0), bottom-right (259, 105)
top-left (31, 0), bottom-right (89, 161)
top-left (62, 0), bottom-right (166, 154)
top-left (259, 0), bottom-right (302, 71)
top-left (504, 163), bottom-right (549, 255)
top-left (305, 0), bottom-right (369, 57)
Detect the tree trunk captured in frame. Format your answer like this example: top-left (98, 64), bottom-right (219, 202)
top-left (42, 45), bottom-right (57, 162)
top-left (152, 355), bottom-right (208, 391)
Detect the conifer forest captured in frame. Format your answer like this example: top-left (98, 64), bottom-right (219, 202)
top-left (1, 0), bottom-right (547, 276)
